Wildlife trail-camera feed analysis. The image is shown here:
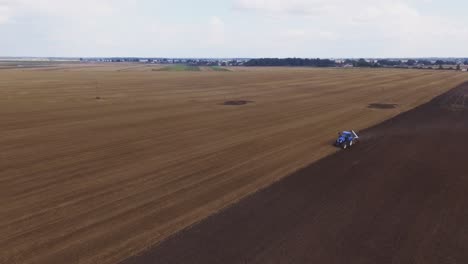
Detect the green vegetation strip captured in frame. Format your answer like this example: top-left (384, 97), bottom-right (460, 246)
top-left (155, 65), bottom-right (201, 72)
top-left (210, 66), bottom-right (230, 72)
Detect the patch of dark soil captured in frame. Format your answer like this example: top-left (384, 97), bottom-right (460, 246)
top-left (438, 85), bottom-right (468, 111)
top-left (368, 103), bottom-right (398, 109)
top-left (222, 100), bottom-right (253, 106)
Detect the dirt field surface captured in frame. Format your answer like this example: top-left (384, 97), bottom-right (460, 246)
top-left (2, 64), bottom-right (468, 264)
top-left (123, 82), bottom-right (468, 264)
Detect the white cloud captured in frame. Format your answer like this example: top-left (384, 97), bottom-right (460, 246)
top-left (283, 29), bottom-right (306, 38)
top-left (1, 0), bottom-right (115, 16)
top-left (0, 1), bottom-right (234, 56)
top-left (210, 16), bottom-right (224, 30)
top-left (0, 0), bottom-right (122, 30)
top-left (281, 28), bottom-right (337, 41)
top-left (207, 16), bottom-right (225, 45)
top-left (0, 5), bottom-right (11, 24)
top-left (0, 0), bottom-right (20, 25)
top-left (232, 0), bottom-right (468, 57)
top-left (0, 0), bottom-right (467, 57)
top-left (234, 0), bottom-right (375, 18)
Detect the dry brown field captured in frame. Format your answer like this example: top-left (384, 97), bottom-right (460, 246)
top-left (1, 64), bottom-right (468, 264)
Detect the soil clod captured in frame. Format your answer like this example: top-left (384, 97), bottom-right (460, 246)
top-left (222, 100), bottom-right (253, 106)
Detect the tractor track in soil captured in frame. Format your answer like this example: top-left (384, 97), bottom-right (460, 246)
top-left (122, 82), bottom-right (468, 264)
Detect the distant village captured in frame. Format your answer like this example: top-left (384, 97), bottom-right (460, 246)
top-left (3, 57), bottom-right (466, 71)
top-left (77, 57), bottom-right (468, 71)
top-left (79, 58), bottom-right (249, 66)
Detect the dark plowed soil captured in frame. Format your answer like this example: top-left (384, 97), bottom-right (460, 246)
top-left (122, 82), bottom-right (468, 264)
top-left (223, 100), bottom-right (253, 105)
top-left (368, 103), bottom-right (398, 109)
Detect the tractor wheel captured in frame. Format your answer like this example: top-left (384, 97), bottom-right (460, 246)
top-left (349, 140), bottom-right (353, 147)
top-left (342, 143), bottom-right (347, 149)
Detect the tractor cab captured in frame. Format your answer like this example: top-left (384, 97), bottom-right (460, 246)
top-left (336, 131), bottom-right (351, 143)
top-left (338, 131), bottom-right (352, 140)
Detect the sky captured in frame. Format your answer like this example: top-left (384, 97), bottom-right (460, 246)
top-left (0, 0), bottom-right (467, 58)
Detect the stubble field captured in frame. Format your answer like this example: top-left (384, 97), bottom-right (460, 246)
top-left (1, 64), bottom-right (468, 264)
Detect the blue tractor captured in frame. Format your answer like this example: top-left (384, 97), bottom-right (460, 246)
top-left (335, 130), bottom-right (359, 149)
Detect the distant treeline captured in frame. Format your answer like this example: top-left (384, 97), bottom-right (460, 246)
top-left (245, 58), bottom-right (468, 68)
top-left (245, 58), bottom-right (336, 67)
